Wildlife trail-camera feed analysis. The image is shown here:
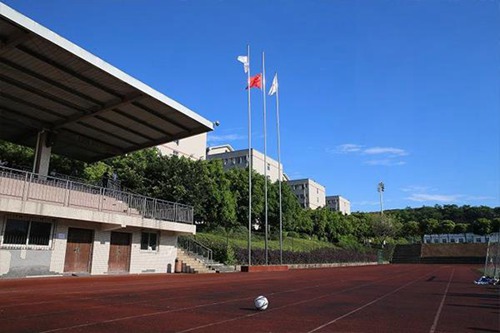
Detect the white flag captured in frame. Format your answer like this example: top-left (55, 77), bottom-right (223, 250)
top-left (268, 73), bottom-right (278, 96)
top-left (237, 55), bottom-right (249, 73)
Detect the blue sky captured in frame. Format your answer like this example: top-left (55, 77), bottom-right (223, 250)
top-left (3, 0), bottom-right (499, 212)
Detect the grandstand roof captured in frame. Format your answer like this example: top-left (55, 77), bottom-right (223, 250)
top-left (0, 3), bottom-right (213, 162)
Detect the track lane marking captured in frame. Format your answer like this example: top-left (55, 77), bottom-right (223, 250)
top-left (176, 267), bottom-right (443, 333)
top-left (2, 266), bottom-right (420, 318)
top-left (37, 267), bottom-right (423, 333)
top-left (429, 268), bottom-right (455, 333)
top-left (306, 268), bottom-right (447, 333)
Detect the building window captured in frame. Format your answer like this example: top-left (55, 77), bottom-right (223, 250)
top-left (3, 218), bottom-right (52, 246)
top-left (141, 232), bottom-right (158, 251)
top-left (267, 163), bottom-right (270, 171)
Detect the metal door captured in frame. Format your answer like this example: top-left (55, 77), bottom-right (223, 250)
top-left (64, 228), bottom-right (93, 273)
top-left (108, 232), bottom-right (131, 273)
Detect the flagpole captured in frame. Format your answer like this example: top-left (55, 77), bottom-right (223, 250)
top-left (247, 45), bottom-right (252, 267)
top-left (262, 51), bottom-right (268, 265)
top-left (274, 73), bottom-right (283, 265)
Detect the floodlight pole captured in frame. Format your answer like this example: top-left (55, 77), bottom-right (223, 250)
top-left (377, 182), bottom-right (385, 216)
top-left (377, 181), bottom-right (385, 263)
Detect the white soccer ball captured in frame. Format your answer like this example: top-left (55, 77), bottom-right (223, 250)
top-left (254, 295), bottom-right (269, 311)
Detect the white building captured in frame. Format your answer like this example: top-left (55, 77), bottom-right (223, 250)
top-left (206, 146), bottom-right (285, 183)
top-left (286, 179), bottom-right (326, 209)
top-left (157, 133), bottom-right (207, 161)
top-left (423, 233), bottom-right (497, 244)
top-left (326, 195), bottom-right (351, 215)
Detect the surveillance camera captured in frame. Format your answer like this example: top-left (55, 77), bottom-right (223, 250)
top-left (213, 121), bottom-right (220, 127)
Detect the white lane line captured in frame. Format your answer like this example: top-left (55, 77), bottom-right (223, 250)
top-left (176, 267), bottom-right (436, 333)
top-left (429, 268), bottom-right (455, 333)
top-left (306, 269), bottom-right (440, 333)
top-left (37, 266), bottom-right (424, 333)
top-left (37, 275), bottom-right (366, 332)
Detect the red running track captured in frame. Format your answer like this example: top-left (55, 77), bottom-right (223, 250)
top-left (0, 264), bottom-right (498, 333)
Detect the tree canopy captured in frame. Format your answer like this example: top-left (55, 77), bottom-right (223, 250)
top-left (1, 141), bottom-right (499, 247)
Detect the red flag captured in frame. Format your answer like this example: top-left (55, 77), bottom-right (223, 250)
top-left (247, 73), bottom-right (262, 89)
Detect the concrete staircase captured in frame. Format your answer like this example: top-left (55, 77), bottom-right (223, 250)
top-left (176, 248), bottom-right (237, 274)
top-left (391, 244), bottom-right (422, 263)
top-left (176, 248), bottom-right (216, 274)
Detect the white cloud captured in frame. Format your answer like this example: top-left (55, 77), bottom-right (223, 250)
top-left (336, 144), bottom-right (363, 153)
top-left (363, 147), bottom-right (408, 156)
top-left (353, 200), bottom-right (380, 207)
top-left (407, 193), bottom-right (461, 202)
top-left (365, 159), bottom-right (406, 166)
top-left (207, 133), bottom-right (245, 144)
top-left (333, 144), bottom-right (408, 156)
top-left (332, 143), bottom-right (408, 167)
top-left (401, 185), bottom-right (434, 193)
top-left (464, 195), bottom-right (497, 201)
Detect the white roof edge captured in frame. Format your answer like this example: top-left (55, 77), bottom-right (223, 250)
top-left (207, 144), bottom-right (235, 152)
top-left (0, 3), bottom-right (213, 130)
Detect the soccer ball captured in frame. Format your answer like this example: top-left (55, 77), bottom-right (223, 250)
top-left (254, 295), bottom-right (269, 311)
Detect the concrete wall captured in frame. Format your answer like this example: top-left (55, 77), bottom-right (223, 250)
top-left (0, 213), bottom-right (179, 278)
top-left (129, 230), bottom-right (177, 274)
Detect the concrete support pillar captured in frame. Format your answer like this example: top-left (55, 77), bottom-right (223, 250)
top-left (33, 130), bottom-right (53, 176)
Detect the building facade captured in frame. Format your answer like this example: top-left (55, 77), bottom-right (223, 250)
top-left (207, 147), bottom-right (285, 183)
top-left (0, 4), bottom-right (212, 278)
top-left (0, 168), bottom-right (194, 278)
top-left (423, 233), bottom-right (498, 244)
top-left (326, 195), bottom-right (351, 215)
top-left (286, 179), bottom-right (326, 209)
top-left (157, 133), bottom-right (207, 161)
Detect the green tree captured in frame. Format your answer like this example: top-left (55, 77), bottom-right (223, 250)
top-left (472, 218), bottom-right (492, 235)
top-left (0, 140), bottom-right (34, 169)
top-left (421, 218), bottom-right (439, 235)
top-left (370, 214), bottom-right (401, 245)
top-left (440, 220), bottom-right (456, 242)
top-left (311, 208), bottom-right (329, 241)
top-left (491, 218), bottom-right (500, 234)
top-left (296, 209), bottom-right (313, 237)
top-left (401, 221), bottom-right (420, 242)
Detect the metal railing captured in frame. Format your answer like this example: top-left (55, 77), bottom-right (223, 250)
top-left (178, 236), bottom-right (213, 262)
top-left (0, 165), bottom-right (194, 224)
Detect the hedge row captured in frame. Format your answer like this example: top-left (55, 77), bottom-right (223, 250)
top-left (234, 247), bottom-right (377, 265)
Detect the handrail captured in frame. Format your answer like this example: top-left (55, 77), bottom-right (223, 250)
top-left (178, 236), bottom-right (213, 262)
top-left (0, 165), bottom-right (194, 224)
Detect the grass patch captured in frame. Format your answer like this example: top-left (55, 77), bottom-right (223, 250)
top-left (190, 230), bottom-right (376, 265)
top-left (195, 232), bottom-right (336, 253)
